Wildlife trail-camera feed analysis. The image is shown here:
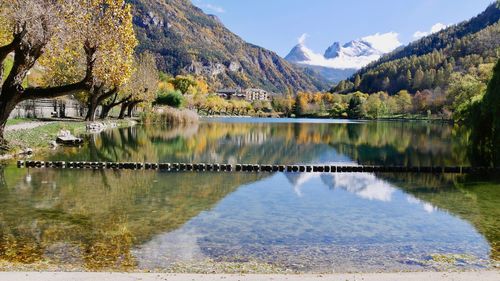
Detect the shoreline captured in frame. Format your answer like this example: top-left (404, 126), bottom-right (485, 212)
top-left (0, 271), bottom-right (498, 281)
top-left (200, 115), bottom-right (454, 123)
top-left (1, 119), bottom-right (137, 161)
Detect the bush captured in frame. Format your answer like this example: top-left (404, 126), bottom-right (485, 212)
top-left (155, 90), bottom-right (184, 108)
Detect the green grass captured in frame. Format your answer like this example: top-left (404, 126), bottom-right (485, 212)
top-left (3, 120), bottom-right (133, 153)
top-left (5, 122), bottom-right (87, 151)
top-left (6, 118), bottom-right (37, 126)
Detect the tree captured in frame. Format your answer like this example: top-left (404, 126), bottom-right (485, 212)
top-left (469, 59), bottom-right (500, 166)
top-left (271, 94), bottom-right (295, 117)
top-left (294, 92), bottom-right (309, 116)
top-left (354, 74), bottom-right (361, 88)
top-left (155, 90), bottom-right (184, 108)
top-left (347, 92), bottom-right (368, 119)
top-left (171, 76), bottom-right (197, 95)
top-left (78, 0), bottom-right (137, 121)
top-left (394, 90), bottom-right (413, 114)
top-left (33, 0), bottom-right (137, 122)
top-left (329, 102), bottom-right (348, 118)
top-left (413, 69), bottom-right (425, 90)
top-left (0, 0), bottom-right (99, 148)
top-left (447, 73), bottom-right (486, 121)
top-left (110, 52), bottom-right (158, 119)
top-left (412, 90), bottom-right (432, 114)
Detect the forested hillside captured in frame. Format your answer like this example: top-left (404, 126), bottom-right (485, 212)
top-left (127, 0), bottom-right (328, 93)
top-left (334, 3), bottom-right (500, 95)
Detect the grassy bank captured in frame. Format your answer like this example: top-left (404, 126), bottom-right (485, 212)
top-left (5, 118), bottom-right (37, 126)
top-left (2, 119), bottom-right (134, 157)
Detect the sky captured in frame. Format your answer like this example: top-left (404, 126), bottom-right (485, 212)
top-left (192, 0), bottom-right (495, 57)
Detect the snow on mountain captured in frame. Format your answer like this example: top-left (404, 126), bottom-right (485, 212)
top-left (285, 32), bottom-right (401, 70)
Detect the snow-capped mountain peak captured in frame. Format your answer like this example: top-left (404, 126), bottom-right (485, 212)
top-left (285, 32), bottom-right (401, 70)
top-left (340, 40), bottom-right (381, 57)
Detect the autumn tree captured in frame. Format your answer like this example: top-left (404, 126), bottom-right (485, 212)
top-left (29, 0), bottom-right (137, 122)
top-left (271, 94), bottom-right (295, 117)
top-left (394, 90), bottom-right (413, 114)
top-left (99, 52), bottom-right (158, 119)
top-left (171, 76), bottom-right (197, 95)
top-left (76, 0), bottom-right (137, 121)
top-left (0, 0), bottom-right (98, 148)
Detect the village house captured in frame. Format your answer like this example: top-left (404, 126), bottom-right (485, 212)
top-left (216, 88), bottom-right (270, 102)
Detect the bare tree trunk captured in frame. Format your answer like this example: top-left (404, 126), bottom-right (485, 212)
top-left (118, 102), bottom-right (129, 119)
top-left (85, 87), bottom-right (117, 121)
top-left (127, 103), bottom-right (134, 117)
top-left (0, 98), bottom-right (18, 149)
top-left (100, 104), bottom-right (113, 119)
top-left (100, 95), bottom-right (131, 120)
top-left (0, 121), bottom-right (7, 150)
top-left (86, 97), bottom-right (99, 122)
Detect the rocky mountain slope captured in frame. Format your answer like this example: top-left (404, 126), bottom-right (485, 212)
top-left (127, 0), bottom-right (328, 92)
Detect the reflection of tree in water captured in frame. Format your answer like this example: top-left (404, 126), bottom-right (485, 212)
top-left (0, 166), bottom-right (5, 189)
top-left (0, 166), bottom-right (263, 270)
top-left (50, 121), bottom-right (470, 167)
top-left (381, 173), bottom-right (500, 261)
top-left (15, 120), bottom-right (489, 269)
top-left (324, 122), bottom-right (470, 166)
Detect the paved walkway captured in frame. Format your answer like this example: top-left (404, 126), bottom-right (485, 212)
top-left (0, 271), bottom-right (498, 281)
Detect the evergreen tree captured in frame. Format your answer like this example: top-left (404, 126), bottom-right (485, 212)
top-left (354, 75), bottom-right (361, 88)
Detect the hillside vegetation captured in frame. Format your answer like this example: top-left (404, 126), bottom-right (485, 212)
top-left (128, 0), bottom-right (328, 93)
top-left (334, 4), bottom-right (500, 95)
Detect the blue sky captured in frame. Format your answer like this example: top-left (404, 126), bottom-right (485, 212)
top-left (192, 0), bottom-right (494, 57)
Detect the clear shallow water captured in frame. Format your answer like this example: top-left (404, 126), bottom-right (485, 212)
top-left (0, 119), bottom-right (498, 272)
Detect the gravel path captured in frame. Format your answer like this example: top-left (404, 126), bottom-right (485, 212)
top-left (5, 121), bottom-right (55, 132)
top-left (0, 271), bottom-right (498, 281)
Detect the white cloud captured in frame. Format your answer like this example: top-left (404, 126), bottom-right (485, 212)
top-left (193, 1), bottom-right (225, 14)
top-left (298, 33), bottom-right (308, 45)
top-left (205, 3), bottom-right (225, 13)
top-left (361, 32), bottom-right (401, 53)
top-left (413, 23), bottom-right (448, 39)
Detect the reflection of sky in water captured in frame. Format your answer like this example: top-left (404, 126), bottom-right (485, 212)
top-left (134, 171), bottom-right (490, 272)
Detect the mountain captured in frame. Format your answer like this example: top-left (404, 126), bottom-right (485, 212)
top-left (324, 42), bottom-right (341, 59)
top-left (126, 0), bottom-right (329, 93)
top-left (334, 3), bottom-right (500, 94)
top-left (285, 33), bottom-right (401, 83)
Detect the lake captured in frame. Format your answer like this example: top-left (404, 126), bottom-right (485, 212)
top-left (0, 118), bottom-right (498, 273)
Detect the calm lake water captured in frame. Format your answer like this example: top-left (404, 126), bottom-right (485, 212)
top-left (0, 118), bottom-right (499, 273)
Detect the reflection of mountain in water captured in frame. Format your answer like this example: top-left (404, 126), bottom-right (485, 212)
top-left (285, 165), bottom-right (436, 212)
top-left (1, 120), bottom-right (496, 270)
top-left (132, 170), bottom-right (490, 272)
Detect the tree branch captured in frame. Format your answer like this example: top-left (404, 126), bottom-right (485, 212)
top-left (0, 23), bottom-right (27, 64)
top-left (96, 87), bottom-right (118, 105)
top-left (107, 94), bottom-right (132, 107)
top-left (21, 80), bottom-right (87, 101)
top-left (20, 43), bottom-right (97, 101)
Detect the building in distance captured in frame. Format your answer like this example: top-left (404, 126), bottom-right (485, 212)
top-left (217, 88), bottom-right (270, 101)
